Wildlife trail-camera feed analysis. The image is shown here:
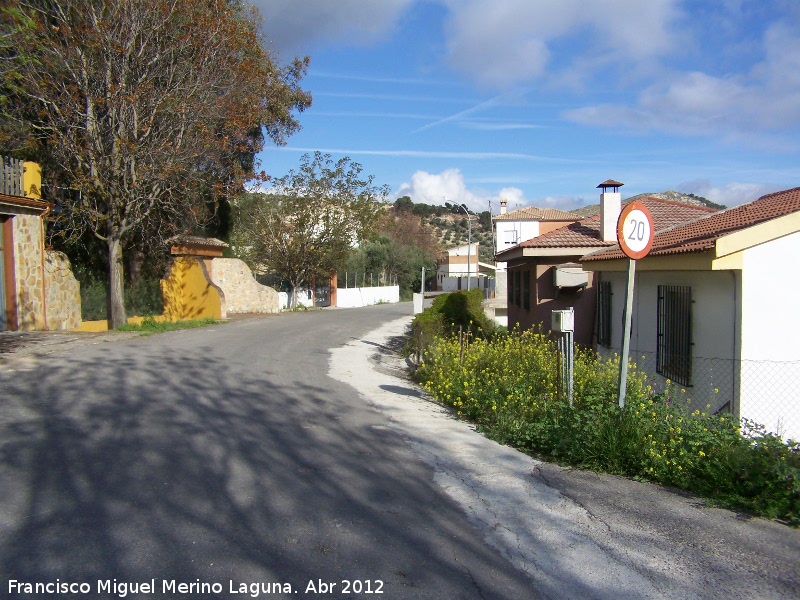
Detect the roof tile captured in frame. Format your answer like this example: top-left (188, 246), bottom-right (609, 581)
top-left (503, 197), bottom-right (716, 253)
top-left (494, 206), bottom-right (577, 221)
top-left (583, 187), bottom-right (800, 261)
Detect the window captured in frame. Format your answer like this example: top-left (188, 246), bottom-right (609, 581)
top-left (596, 280), bottom-right (612, 348)
top-left (657, 285), bottom-right (692, 386)
top-left (523, 270), bottom-right (530, 310)
top-left (514, 271), bottom-right (521, 307)
top-left (508, 271), bottom-right (515, 305)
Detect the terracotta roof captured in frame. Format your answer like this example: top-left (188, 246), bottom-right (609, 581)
top-left (501, 197), bottom-right (717, 253)
top-left (583, 187), bottom-right (800, 262)
top-left (493, 206), bottom-right (577, 221)
top-left (597, 179), bottom-right (624, 188)
top-left (167, 235), bottom-right (229, 248)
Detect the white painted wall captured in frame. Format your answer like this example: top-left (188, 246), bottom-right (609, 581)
top-left (278, 289), bottom-right (314, 309)
top-left (600, 270), bottom-right (737, 415)
top-left (495, 220), bottom-right (539, 254)
top-left (336, 285), bottom-right (400, 308)
top-left (739, 231), bottom-right (800, 440)
top-left (600, 258), bottom-right (800, 441)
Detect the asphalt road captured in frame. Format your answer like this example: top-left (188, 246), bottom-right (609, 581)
top-left (1, 303), bottom-right (799, 599)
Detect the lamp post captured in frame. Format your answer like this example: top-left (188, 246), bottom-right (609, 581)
top-left (456, 203), bottom-right (472, 291)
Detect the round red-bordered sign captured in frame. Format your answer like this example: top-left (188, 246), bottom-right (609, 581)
top-left (616, 201), bottom-right (654, 260)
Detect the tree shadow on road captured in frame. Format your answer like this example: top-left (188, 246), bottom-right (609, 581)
top-left (0, 342), bottom-right (534, 598)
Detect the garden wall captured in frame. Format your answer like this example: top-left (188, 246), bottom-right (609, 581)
top-left (336, 285), bottom-right (399, 308)
top-left (44, 250), bottom-right (81, 330)
top-left (209, 258), bottom-right (279, 314)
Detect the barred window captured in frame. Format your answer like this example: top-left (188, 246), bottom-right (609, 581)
top-left (523, 271), bottom-right (531, 311)
top-left (514, 271), bottom-right (521, 307)
top-left (657, 285), bottom-right (692, 386)
top-left (596, 280), bottom-right (612, 348)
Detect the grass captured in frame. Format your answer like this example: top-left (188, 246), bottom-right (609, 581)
top-left (115, 316), bottom-right (223, 334)
top-left (414, 323), bottom-right (800, 526)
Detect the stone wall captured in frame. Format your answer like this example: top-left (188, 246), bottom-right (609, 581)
top-left (209, 258), bottom-right (279, 314)
top-left (45, 250), bottom-right (81, 330)
top-left (12, 212), bottom-right (45, 330)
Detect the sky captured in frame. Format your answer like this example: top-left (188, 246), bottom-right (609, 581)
top-left (250, 0), bottom-right (800, 213)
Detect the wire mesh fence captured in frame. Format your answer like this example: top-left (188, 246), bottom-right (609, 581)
top-left (615, 350), bottom-right (800, 441)
top-left (409, 315), bottom-right (800, 440)
top-left (337, 272), bottom-right (398, 288)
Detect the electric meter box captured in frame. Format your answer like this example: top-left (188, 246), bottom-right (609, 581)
top-left (551, 309), bottom-right (574, 332)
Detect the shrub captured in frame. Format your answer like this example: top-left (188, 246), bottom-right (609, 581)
top-left (79, 277), bottom-right (164, 321)
top-left (416, 328), bottom-right (800, 525)
top-left (408, 289), bottom-right (500, 358)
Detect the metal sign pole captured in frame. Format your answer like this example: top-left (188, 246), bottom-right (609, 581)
top-left (617, 258), bottom-right (636, 408)
top-left (615, 200), bottom-right (654, 409)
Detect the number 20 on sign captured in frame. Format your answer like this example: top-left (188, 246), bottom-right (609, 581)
top-left (617, 201), bottom-right (654, 260)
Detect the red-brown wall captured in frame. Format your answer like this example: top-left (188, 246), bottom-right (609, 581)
top-left (506, 257), bottom-right (597, 347)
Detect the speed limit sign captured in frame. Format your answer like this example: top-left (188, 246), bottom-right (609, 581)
top-left (617, 201), bottom-right (654, 260)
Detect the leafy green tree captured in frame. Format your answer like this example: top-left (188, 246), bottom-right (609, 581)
top-left (235, 152), bottom-right (387, 308)
top-left (342, 206), bottom-right (439, 299)
top-left (393, 195), bottom-right (414, 212)
top-left (2, 0), bottom-right (311, 327)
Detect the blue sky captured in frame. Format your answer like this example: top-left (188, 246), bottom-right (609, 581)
top-left (251, 0), bottom-right (800, 212)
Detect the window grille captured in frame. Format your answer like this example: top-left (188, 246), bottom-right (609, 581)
top-left (657, 285), bottom-right (692, 386)
top-left (514, 271), bottom-right (521, 307)
top-left (596, 280), bottom-right (612, 348)
top-left (523, 271), bottom-right (530, 311)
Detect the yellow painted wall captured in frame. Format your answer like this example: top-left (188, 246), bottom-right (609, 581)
top-left (74, 315), bottom-right (167, 332)
top-left (23, 161), bottom-right (42, 199)
top-left (161, 256), bottom-right (224, 321)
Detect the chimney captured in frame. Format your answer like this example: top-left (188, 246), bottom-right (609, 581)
top-left (597, 180), bottom-right (623, 242)
top-left (500, 198), bottom-right (507, 215)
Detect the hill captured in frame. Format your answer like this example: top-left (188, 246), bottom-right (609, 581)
top-left (392, 197), bottom-right (495, 262)
top-left (569, 191), bottom-right (725, 218)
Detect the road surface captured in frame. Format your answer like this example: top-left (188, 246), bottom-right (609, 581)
top-left (1, 303), bottom-right (798, 599)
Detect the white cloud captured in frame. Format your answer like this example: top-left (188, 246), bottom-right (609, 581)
top-left (440, 0), bottom-right (681, 88)
top-left (394, 169), bottom-right (487, 212)
top-left (676, 179), bottom-right (780, 207)
top-left (251, 0), bottom-right (414, 56)
top-left (394, 170), bottom-right (582, 213)
top-left (564, 23), bottom-right (800, 144)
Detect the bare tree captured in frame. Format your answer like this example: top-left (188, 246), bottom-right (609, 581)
top-left (235, 152), bottom-right (388, 308)
top-left (3, 0), bottom-right (311, 326)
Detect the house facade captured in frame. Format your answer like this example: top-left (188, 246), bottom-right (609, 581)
top-left (490, 200), bottom-right (576, 327)
top-left (435, 242), bottom-right (481, 291)
top-left (582, 187), bottom-right (800, 441)
top-left (1, 158), bottom-right (80, 331)
top-left (497, 182), bottom-right (716, 345)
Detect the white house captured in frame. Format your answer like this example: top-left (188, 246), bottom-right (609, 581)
top-left (581, 186), bottom-right (800, 442)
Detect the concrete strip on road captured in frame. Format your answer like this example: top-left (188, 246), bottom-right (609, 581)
top-left (330, 316), bottom-right (800, 600)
